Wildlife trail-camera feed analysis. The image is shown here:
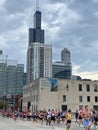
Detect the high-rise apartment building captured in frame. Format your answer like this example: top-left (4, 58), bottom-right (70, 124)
top-left (27, 43), bottom-right (52, 81)
top-left (61, 48), bottom-right (71, 66)
top-left (27, 8), bottom-right (52, 82)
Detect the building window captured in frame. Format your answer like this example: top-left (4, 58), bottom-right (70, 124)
top-left (63, 95), bottom-right (66, 102)
top-left (94, 85), bottom-right (97, 92)
top-left (79, 96), bottom-right (83, 102)
top-left (79, 84), bottom-right (82, 91)
top-left (95, 96), bottom-right (98, 102)
top-left (86, 84), bottom-right (90, 92)
top-left (87, 96), bottom-right (90, 102)
top-left (66, 85), bottom-right (69, 91)
top-left (93, 105), bottom-right (98, 110)
top-left (62, 105), bottom-right (67, 111)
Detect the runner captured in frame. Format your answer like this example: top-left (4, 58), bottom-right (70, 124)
top-left (75, 110), bottom-right (79, 124)
top-left (46, 109), bottom-right (51, 126)
top-left (38, 111), bottom-right (44, 126)
top-left (66, 109), bottom-right (72, 130)
top-left (51, 109), bottom-right (55, 129)
top-left (93, 110), bottom-right (98, 130)
top-left (82, 105), bottom-right (92, 130)
top-left (13, 110), bottom-right (18, 121)
top-left (78, 106), bottom-right (83, 127)
top-left (57, 110), bottom-right (61, 125)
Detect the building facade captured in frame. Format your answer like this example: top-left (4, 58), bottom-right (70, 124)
top-left (52, 62), bottom-right (72, 79)
top-left (23, 78), bottom-right (98, 112)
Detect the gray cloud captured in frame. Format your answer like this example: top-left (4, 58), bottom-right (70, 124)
top-left (47, 0), bottom-right (65, 4)
top-left (42, 0), bottom-right (98, 75)
top-left (4, 0), bottom-right (33, 14)
top-left (0, 0), bottom-right (98, 78)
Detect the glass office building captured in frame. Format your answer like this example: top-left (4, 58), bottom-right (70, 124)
top-left (0, 54), bottom-right (24, 101)
top-left (52, 62), bottom-right (72, 79)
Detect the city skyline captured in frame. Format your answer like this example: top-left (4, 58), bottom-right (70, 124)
top-left (0, 0), bottom-right (98, 80)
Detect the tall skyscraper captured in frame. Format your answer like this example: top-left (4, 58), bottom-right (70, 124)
top-left (29, 10), bottom-right (44, 46)
top-left (61, 48), bottom-right (71, 66)
top-left (27, 5), bottom-right (52, 82)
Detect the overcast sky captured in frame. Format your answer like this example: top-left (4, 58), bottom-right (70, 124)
top-left (0, 0), bottom-right (98, 80)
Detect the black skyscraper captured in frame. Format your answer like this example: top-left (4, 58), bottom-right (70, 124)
top-left (29, 11), bottom-right (44, 46)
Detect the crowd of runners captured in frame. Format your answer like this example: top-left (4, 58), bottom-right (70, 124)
top-left (0, 105), bottom-right (98, 130)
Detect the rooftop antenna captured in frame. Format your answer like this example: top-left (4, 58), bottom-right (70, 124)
top-left (36, 0), bottom-right (40, 11)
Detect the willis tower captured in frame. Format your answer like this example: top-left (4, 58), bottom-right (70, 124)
top-left (27, 2), bottom-right (52, 82)
top-left (29, 10), bottom-right (44, 45)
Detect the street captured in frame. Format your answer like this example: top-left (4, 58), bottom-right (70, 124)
top-left (0, 117), bottom-right (96, 130)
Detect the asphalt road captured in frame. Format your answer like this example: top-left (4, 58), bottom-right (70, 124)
top-left (0, 117), bottom-right (95, 130)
